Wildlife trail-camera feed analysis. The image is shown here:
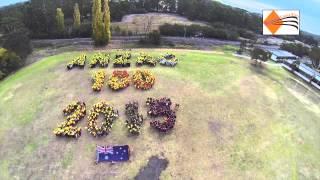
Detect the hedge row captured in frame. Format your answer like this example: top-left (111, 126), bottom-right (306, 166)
top-left (159, 23), bottom-right (240, 41)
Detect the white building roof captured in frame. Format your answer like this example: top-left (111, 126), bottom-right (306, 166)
top-left (299, 63), bottom-right (320, 79)
top-left (268, 49), bottom-right (297, 58)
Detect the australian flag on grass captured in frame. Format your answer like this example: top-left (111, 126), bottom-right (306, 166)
top-left (96, 145), bottom-right (130, 163)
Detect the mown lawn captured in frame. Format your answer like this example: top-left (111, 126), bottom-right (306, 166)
top-left (0, 49), bottom-right (319, 180)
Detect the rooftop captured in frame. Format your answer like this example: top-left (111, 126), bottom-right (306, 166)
top-left (268, 49), bottom-right (298, 58)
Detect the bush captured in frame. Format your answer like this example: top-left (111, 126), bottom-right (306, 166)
top-left (112, 25), bottom-right (121, 36)
top-left (2, 32), bottom-right (32, 58)
top-left (251, 48), bottom-right (269, 65)
top-left (0, 70), bottom-right (6, 80)
top-left (140, 30), bottom-right (161, 45)
top-left (148, 30), bottom-right (161, 45)
top-left (159, 23), bottom-right (185, 37)
top-left (280, 43), bottom-right (310, 57)
top-left (78, 22), bottom-right (92, 37)
top-left (237, 29), bottom-right (257, 40)
top-left (159, 24), bottom-right (239, 41)
top-left (0, 48), bottom-right (22, 80)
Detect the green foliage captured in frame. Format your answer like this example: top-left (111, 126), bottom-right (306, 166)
top-left (79, 22), bottom-right (92, 37)
top-left (0, 48), bottom-right (22, 80)
top-left (237, 41), bottom-right (247, 55)
top-left (92, 0), bottom-right (103, 45)
top-left (148, 30), bottom-right (161, 45)
top-left (73, 3), bottom-right (81, 30)
top-left (103, 0), bottom-right (111, 44)
top-left (2, 32), bottom-right (32, 58)
top-left (280, 43), bottom-right (310, 57)
top-left (159, 23), bottom-right (239, 41)
top-left (140, 30), bottom-right (161, 45)
top-left (0, 17), bottom-right (27, 34)
top-left (309, 47), bottom-right (320, 71)
top-left (251, 48), bottom-right (269, 62)
top-left (55, 8), bottom-right (65, 34)
top-left (92, 0), bottom-right (111, 46)
top-left (177, 0), bottom-right (262, 33)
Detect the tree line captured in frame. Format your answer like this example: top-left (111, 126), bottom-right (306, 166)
top-left (0, 0), bottom-right (112, 80)
top-left (0, 0), bottom-right (262, 39)
top-left (281, 43), bottom-right (320, 71)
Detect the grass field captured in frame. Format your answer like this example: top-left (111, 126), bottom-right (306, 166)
top-left (0, 49), bottom-right (319, 179)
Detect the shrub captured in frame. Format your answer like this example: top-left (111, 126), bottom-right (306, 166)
top-left (147, 30), bottom-right (161, 45)
top-left (159, 23), bottom-right (185, 37)
top-left (140, 30), bottom-right (161, 45)
top-left (280, 43), bottom-right (310, 57)
top-left (0, 48), bottom-right (22, 80)
top-left (159, 23), bottom-right (239, 41)
top-left (0, 71), bottom-right (5, 80)
top-left (78, 22), bottom-right (92, 37)
top-left (251, 48), bottom-right (269, 66)
top-left (2, 32), bottom-right (32, 58)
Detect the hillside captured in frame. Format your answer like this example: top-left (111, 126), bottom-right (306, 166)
top-left (112, 13), bottom-right (208, 34)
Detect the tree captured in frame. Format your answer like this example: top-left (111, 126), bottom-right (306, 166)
top-left (56, 8), bottom-right (65, 34)
top-left (103, 0), bottom-right (111, 44)
top-left (237, 41), bottom-right (247, 54)
top-left (251, 48), bottom-right (269, 66)
top-left (92, 0), bottom-right (103, 45)
top-left (0, 16), bottom-right (32, 58)
top-left (73, 3), bottom-right (81, 30)
top-left (3, 32), bottom-right (32, 58)
top-left (309, 47), bottom-right (320, 71)
top-left (0, 48), bottom-right (22, 80)
top-left (0, 17), bottom-right (27, 34)
top-left (92, 0), bottom-right (111, 46)
top-left (280, 43), bottom-right (309, 57)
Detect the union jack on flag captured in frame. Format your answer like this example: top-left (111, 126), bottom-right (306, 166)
top-left (96, 145), bottom-right (130, 163)
top-left (97, 146), bottom-right (114, 154)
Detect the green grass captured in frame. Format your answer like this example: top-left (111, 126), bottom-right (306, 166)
top-left (62, 150), bottom-right (74, 169)
top-left (0, 49), bottom-right (319, 179)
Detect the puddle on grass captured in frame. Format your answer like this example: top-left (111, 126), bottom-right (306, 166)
top-left (134, 156), bottom-right (169, 180)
